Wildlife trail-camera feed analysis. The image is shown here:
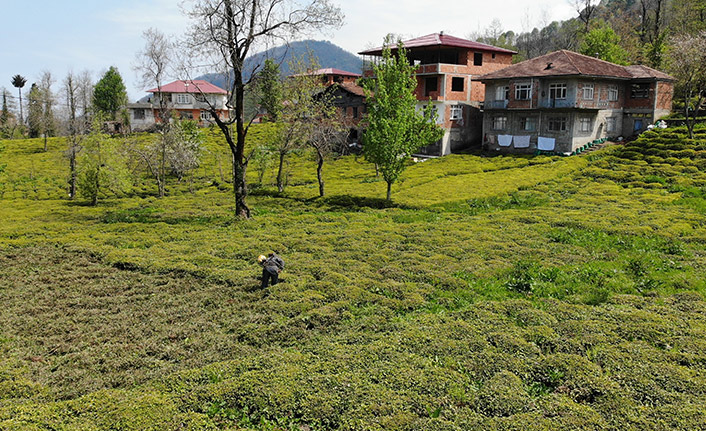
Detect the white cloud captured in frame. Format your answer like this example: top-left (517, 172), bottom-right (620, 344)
top-left (331, 0), bottom-right (578, 53)
top-left (102, 0), bottom-right (190, 38)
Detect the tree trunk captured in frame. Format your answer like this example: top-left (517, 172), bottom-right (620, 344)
top-left (44, 135), bottom-right (48, 152)
top-left (92, 166), bottom-right (100, 206)
top-left (232, 151), bottom-right (250, 218)
top-left (685, 98), bottom-right (694, 139)
top-left (69, 141), bottom-right (77, 199)
top-left (18, 90), bottom-right (23, 126)
top-left (159, 142), bottom-right (166, 198)
top-left (277, 151), bottom-right (286, 193)
top-left (317, 149), bottom-right (325, 197)
top-left (386, 181), bottom-right (392, 201)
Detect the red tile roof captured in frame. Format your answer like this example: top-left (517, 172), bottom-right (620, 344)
top-left (480, 50), bottom-right (642, 80)
top-left (338, 83), bottom-right (366, 97)
top-left (359, 33), bottom-right (517, 55)
top-left (624, 65), bottom-right (675, 81)
top-left (147, 80), bottom-right (227, 94)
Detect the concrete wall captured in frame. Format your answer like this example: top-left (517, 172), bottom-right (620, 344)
top-left (130, 107), bottom-right (156, 132)
top-left (482, 109), bottom-right (623, 154)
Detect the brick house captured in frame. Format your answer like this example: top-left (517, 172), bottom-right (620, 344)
top-left (479, 50), bottom-right (674, 154)
top-left (359, 32), bottom-right (516, 156)
top-left (128, 80), bottom-right (229, 131)
top-left (295, 68), bottom-right (367, 148)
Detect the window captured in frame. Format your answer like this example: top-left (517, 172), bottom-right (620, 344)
top-left (474, 52), bottom-right (483, 66)
top-left (606, 117), bottom-right (617, 133)
top-left (200, 111), bottom-right (211, 121)
top-left (608, 85), bottom-right (618, 101)
top-left (579, 117), bottom-right (593, 133)
top-left (547, 117), bottom-right (567, 132)
top-left (180, 111), bottom-right (193, 120)
top-left (496, 85), bottom-right (509, 101)
top-left (515, 82), bottom-right (532, 100)
top-left (352, 107), bottom-right (358, 119)
top-left (425, 77), bottom-right (438, 96)
top-left (450, 105), bottom-right (463, 120)
top-left (133, 109), bottom-right (145, 120)
top-left (519, 116), bottom-right (537, 132)
top-left (493, 116), bottom-right (508, 130)
top-left (631, 83), bottom-right (650, 98)
top-left (582, 84), bottom-right (594, 100)
top-left (451, 77), bottom-right (464, 92)
top-left (549, 83), bottom-right (567, 99)
top-left (176, 94), bottom-right (191, 104)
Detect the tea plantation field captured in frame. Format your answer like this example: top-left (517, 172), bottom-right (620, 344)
top-left (1, 126), bottom-right (706, 430)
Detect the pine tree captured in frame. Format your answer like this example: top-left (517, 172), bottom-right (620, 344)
top-left (93, 66), bottom-right (128, 121)
top-left (0, 90), bottom-right (9, 138)
top-left (27, 83), bottom-right (43, 139)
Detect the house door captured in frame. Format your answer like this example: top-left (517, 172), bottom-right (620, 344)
top-left (633, 119), bottom-right (643, 132)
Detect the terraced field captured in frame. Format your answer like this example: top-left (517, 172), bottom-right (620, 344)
top-left (1, 125), bottom-right (705, 430)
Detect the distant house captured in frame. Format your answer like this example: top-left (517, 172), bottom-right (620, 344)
top-left (292, 68), bottom-right (367, 149)
top-left (479, 50), bottom-right (675, 154)
top-left (359, 32), bottom-right (516, 156)
top-left (128, 80), bottom-right (229, 131)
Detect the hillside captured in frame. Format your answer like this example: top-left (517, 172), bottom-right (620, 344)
top-left (198, 40), bottom-right (363, 88)
top-left (1, 126), bottom-right (706, 429)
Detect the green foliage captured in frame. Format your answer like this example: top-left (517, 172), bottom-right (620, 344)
top-left (27, 83), bottom-right (43, 138)
top-left (580, 23), bottom-right (628, 65)
top-left (257, 59), bottom-right (283, 122)
top-left (93, 66), bottom-right (128, 120)
top-left (77, 118), bottom-right (130, 204)
top-left (363, 38), bottom-right (445, 200)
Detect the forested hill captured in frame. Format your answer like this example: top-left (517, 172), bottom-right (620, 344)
top-left (473, 0), bottom-right (705, 68)
top-left (198, 40), bottom-right (363, 88)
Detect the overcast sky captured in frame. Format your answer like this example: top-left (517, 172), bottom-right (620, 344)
top-left (0, 1), bottom-right (576, 102)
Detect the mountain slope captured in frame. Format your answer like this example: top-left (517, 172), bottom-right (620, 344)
top-left (198, 40), bottom-right (362, 89)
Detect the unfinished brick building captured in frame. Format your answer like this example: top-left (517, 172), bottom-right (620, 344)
top-left (359, 32), bottom-right (516, 156)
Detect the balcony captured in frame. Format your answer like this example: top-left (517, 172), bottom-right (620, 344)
top-left (538, 99), bottom-right (577, 109)
top-left (485, 100), bottom-right (509, 109)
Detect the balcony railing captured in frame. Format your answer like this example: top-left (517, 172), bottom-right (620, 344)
top-left (538, 99), bottom-right (577, 109)
top-left (485, 100), bottom-right (509, 109)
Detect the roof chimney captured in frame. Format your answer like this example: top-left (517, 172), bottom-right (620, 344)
top-left (440, 31), bottom-right (444, 35)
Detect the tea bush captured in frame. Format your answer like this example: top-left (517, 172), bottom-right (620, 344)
top-left (2, 126), bottom-right (706, 429)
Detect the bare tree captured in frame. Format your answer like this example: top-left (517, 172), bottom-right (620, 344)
top-left (273, 55), bottom-right (326, 193)
top-left (667, 31), bottom-right (706, 139)
top-left (130, 120), bottom-right (203, 196)
top-left (183, 0), bottom-right (344, 218)
top-left (63, 72), bottom-right (81, 199)
top-left (134, 28), bottom-right (175, 197)
top-left (77, 71), bottom-right (94, 132)
top-left (309, 111), bottom-right (346, 197)
top-left (573, 0), bottom-right (598, 32)
top-left (39, 71), bottom-right (56, 152)
top-left (134, 28), bottom-right (173, 128)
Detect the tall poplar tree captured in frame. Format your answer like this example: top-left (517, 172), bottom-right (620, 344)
top-left (362, 38), bottom-right (444, 201)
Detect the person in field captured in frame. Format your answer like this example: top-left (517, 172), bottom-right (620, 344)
top-left (258, 252), bottom-right (285, 288)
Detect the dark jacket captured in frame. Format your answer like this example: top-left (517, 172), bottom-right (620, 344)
top-left (263, 254), bottom-right (285, 274)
